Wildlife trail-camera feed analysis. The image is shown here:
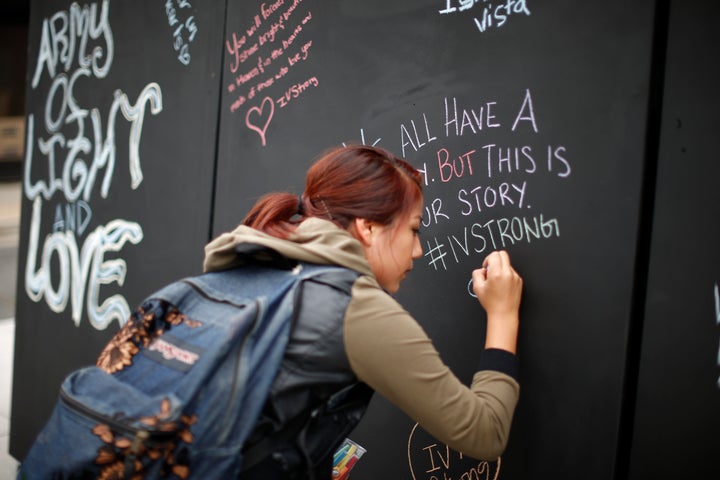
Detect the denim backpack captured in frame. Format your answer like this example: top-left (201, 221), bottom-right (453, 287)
top-left (18, 247), bottom-right (360, 479)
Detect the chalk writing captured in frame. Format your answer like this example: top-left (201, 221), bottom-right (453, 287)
top-left (442, 97), bottom-right (502, 142)
top-left (715, 283), bottom-right (719, 388)
top-left (164, 0), bottom-right (198, 65)
top-left (401, 114), bottom-right (439, 155)
top-left (403, 91), bottom-right (541, 157)
top-left (457, 181), bottom-right (528, 213)
top-left (346, 89), bottom-right (571, 296)
top-left (25, 198), bottom-right (143, 329)
top-left (226, 0), bottom-right (315, 145)
top-left (343, 129), bottom-right (382, 148)
top-left (53, 201), bottom-right (92, 235)
top-left (275, 75), bottom-right (319, 108)
top-left (438, 0), bottom-right (531, 34)
top-left (424, 215), bottom-right (560, 271)
top-left (408, 423), bottom-right (500, 480)
top-left (31, 0), bottom-right (113, 89)
top-left (24, 1), bottom-right (161, 329)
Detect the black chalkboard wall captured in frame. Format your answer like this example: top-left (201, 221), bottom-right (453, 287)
top-left (10, 0), bottom-right (226, 461)
top-left (628, 1), bottom-right (720, 478)
top-left (10, 1), bottom-right (720, 479)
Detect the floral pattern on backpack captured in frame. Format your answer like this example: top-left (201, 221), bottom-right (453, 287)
top-left (97, 300), bottom-right (202, 374)
top-left (89, 301), bottom-right (203, 479)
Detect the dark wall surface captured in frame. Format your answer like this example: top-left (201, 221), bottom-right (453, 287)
top-left (11, 1), bottom-right (719, 478)
top-left (628, 1), bottom-right (720, 478)
top-left (10, 0), bottom-right (225, 458)
top-left (214, 1), bottom-right (653, 479)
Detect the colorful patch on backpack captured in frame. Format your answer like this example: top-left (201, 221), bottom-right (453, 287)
top-left (97, 300), bottom-right (202, 374)
top-left (144, 334), bottom-right (204, 372)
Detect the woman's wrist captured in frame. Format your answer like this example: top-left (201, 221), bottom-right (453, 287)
top-left (484, 313), bottom-right (519, 354)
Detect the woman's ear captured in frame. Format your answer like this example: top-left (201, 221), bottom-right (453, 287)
top-left (352, 217), bottom-right (374, 247)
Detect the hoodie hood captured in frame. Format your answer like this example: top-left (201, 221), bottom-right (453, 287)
top-left (203, 218), bottom-right (374, 277)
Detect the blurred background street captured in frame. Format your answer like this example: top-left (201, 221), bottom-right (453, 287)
top-left (0, 0), bottom-right (28, 476)
top-left (0, 177), bottom-right (21, 478)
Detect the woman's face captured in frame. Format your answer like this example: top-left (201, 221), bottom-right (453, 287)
top-left (362, 199), bottom-right (424, 293)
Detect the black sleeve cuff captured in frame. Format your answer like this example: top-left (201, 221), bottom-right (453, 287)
top-left (478, 348), bottom-right (519, 381)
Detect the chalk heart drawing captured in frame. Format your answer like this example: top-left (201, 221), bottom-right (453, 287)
top-left (408, 423), bottom-right (501, 480)
top-left (245, 96), bottom-right (275, 146)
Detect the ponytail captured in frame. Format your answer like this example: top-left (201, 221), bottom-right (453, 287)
top-left (242, 192), bottom-right (303, 239)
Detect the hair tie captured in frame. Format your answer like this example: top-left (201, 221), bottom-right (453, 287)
top-left (297, 195), bottom-right (304, 215)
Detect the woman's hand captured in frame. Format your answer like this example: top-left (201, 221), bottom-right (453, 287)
top-left (472, 250), bottom-right (523, 353)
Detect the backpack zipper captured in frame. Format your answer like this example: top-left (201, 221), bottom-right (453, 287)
top-left (217, 298), bottom-right (262, 442)
top-left (59, 386), bottom-right (178, 446)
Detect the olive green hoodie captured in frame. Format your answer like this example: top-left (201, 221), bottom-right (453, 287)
top-left (204, 218), bottom-right (519, 460)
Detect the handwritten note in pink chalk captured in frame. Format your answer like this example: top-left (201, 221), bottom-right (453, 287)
top-left (225, 2), bottom-right (316, 146)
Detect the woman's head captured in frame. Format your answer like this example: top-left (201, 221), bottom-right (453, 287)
top-left (307, 145), bottom-right (424, 292)
top-left (303, 145), bottom-right (423, 229)
top-left (242, 144), bottom-right (424, 292)
top-left (243, 144), bottom-right (423, 237)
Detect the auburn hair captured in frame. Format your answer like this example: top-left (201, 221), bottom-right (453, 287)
top-left (242, 145), bottom-right (423, 238)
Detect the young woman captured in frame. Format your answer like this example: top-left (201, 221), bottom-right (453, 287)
top-left (204, 144), bottom-right (523, 479)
